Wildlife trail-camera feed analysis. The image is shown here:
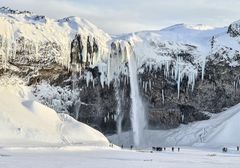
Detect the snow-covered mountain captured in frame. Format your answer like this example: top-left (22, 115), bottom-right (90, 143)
top-left (0, 6), bottom-right (110, 69)
top-left (0, 7), bottom-right (240, 135)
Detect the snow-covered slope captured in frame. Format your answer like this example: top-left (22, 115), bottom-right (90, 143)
top-left (0, 80), bottom-right (109, 147)
top-left (109, 103), bottom-right (240, 148)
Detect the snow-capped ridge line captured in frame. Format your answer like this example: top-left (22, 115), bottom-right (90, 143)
top-left (0, 6), bottom-right (32, 15)
top-left (160, 23), bottom-right (218, 32)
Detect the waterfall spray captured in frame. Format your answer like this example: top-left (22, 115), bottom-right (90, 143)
top-left (72, 73), bottom-right (81, 120)
top-left (125, 43), bottom-right (146, 147)
top-left (114, 80), bottom-right (123, 135)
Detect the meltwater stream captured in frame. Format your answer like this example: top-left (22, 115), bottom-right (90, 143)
top-left (126, 44), bottom-right (146, 147)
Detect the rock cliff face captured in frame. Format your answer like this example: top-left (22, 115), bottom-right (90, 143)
top-left (228, 20), bottom-right (240, 37)
top-left (0, 7), bottom-right (240, 134)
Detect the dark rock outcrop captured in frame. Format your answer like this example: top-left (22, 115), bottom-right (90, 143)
top-left (228, 21), bottom-right (240, 37)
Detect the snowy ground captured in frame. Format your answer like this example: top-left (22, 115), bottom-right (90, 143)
top-left (109, 103), bottom-right (240, 148)
top-left (0, 81), bottom-right (239, 168)
top-left (0, 146), bottom-right (239, 168)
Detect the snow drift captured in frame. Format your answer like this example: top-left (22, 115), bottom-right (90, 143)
top-left (0, 84), bottom-right (109, 147)
top-left (109, 103), bottom-right (240, 148)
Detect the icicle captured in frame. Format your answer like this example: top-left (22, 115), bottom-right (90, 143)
top-left (177, 74), bottom-right (181, 99)
top-left (166, 61), bottom-right (169, 78)
top-left (192, 72), bottom-right (195, 91)
top-left (162, 89), bottom-right (165, 104)
top-left (181, 114), bottom-right (184, 122)
top-left (201, 56), bottom-right (206, 80)
top-left (82, 38), bottom-right (87, 63)
top-left (149, 79), bottom-right (152, 91)
top-left (92, 78), bottom-right (95, 87)
top-left (171, 67), bottom-right (174, 78)
top-left (86, 71), bottom-right (93, 87)
top-left (145, 81), bottom-right (148, 93)
top-left (176, 57), bottom-right (182, 99)
top-left (107, 52), bottom-right (111, 86)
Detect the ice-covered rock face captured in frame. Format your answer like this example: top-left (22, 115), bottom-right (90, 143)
top-left (1, 7), bottom-right (240, 134)
top-left (228, 20), bottom-right (240, 37)
top-left (0, 8), bottom-right (110, 73)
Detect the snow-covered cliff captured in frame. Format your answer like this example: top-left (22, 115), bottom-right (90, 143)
top-left (0, 7), bottom-right (240, 134)
top-left (0, 6), bottom-right (110, 74)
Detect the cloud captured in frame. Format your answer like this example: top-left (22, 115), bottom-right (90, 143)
top-left (1, 0), bottom-right (240, 34)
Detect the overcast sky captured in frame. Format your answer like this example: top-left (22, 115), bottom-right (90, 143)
top-left (1, 0), bottom-right (240, 34)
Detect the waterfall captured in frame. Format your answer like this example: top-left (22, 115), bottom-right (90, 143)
top-left (126, 44), bottom-right (146, 147)
top-left (114, 80), bottom-right (123, 136)
top-left (72, 73), bottom-right (81, 120)
top-left (73, 99), bottom-right (81, 120)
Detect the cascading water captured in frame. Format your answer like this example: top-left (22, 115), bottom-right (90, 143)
top-left (114, 80), bottom-right (123, 135)
top-left (72, 73), bottom-right (81, 120)
top-left (126, 43), bottom-right (146, 147)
